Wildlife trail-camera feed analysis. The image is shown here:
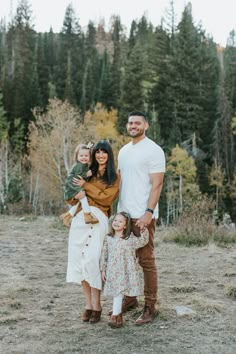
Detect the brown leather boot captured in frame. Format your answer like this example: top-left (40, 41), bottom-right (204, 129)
top-left (108, 313), bottom-right (123, 328)
top-left (81, 309), bottom-right (93, 322)
top-left (122, 296), bottom-right (139, 313)
top-left (89, 310), bottom-right (102, 324)
top-left (84, 212), bottom-right (99, 224)
top-left (135, 304), bottom-right (157, 325)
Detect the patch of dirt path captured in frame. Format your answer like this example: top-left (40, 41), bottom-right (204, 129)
top-left (0, 216), bottom-right (236, 354)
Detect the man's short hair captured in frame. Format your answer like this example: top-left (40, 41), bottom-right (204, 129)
top-left (128, 111), bottom-right (148, 122)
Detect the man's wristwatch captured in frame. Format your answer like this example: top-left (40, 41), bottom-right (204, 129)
top-left (145, 208), bottom-right (154, 214)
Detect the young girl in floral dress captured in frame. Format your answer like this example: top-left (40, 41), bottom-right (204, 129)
top-left (100, 211), bottom-right (149, 328)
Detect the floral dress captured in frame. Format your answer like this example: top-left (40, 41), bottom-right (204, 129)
top-left (100, 229), bottom-right (149, 296)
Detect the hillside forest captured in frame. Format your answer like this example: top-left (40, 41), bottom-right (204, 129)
top-left (0, 0), bottom-right (236, 224)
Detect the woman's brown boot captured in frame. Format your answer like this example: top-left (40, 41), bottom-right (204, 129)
top-left (89, 310), bottom-right (102, 324)
top-left (108, 313), bottom-right (123, 328)
top-left (82, 309), bottom-right (93, 322)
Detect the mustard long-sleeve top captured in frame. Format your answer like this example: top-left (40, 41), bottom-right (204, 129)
top-left (67, 174), bottom-right (120, 218)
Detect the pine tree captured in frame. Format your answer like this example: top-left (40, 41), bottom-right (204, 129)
top-left (36, 33), bottom-right (49, 107)
top-left (0, 92), bottom-right (8, 141)
top-left (128, 20), bottom-right (138, 53)
top-left (118, 43), bottom-right (146, 132)
top-left (171, 4), bottom-right (205, 141)
top-left (44, 28), bottom-right (57, 87)
top-left (80, 59), bottom-right (95, 112)
top-left (118, 15), bottom-right (153, 132)
top-left (223, 31), bottom-right (236, 177)
top-left (109, 16), bottom-right (124, 109)
top-left (224, 33), bottom-right (236, 111)
top-left (55, 4), bottom-right (83, 105)
top-left (0, 20), bottom-right (6, 85)
top-left (151, 3), bottom-right (220, 153)
top-left (3, 0), bottom-right (36, 150)
top-left (29, 43), bottom-right (41, 109)
top-left (97, 49), bottom-right (113, 108)
top-left (148, 1), bottom-right (176, 146)
top-left (80, 21), bottom-right (99, 112)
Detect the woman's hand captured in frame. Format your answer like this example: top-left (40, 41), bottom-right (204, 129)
top-left (86, 169), bottom-right (92, 177)
top-left (72, 175), bottom-right (85, 187)
top-left (74, 191), bottom-right (85, 200)
top-left (101, 271), bottom-right (106, 283)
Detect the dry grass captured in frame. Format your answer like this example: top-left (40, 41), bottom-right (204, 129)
top-left (0, 215), bottom-right (236, 354)
top-left (161, 225), bottom-right (236, 246)
top-left (160, 196), bottom-right (236, 246)
top-left (225, 285), bottom-right (236, 299)
top-left (171, 285), bottom-right (197, 293)
top-left (224, 272), bottom-right (236, 277)
top-left (190, 295), bottom-right (224, 314)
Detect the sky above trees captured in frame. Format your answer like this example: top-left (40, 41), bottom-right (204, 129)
top-left (2, 0), bottom-right (236, 46)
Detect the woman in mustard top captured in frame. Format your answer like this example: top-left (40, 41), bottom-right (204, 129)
top-left (66, 140), bottom-right (119, 324)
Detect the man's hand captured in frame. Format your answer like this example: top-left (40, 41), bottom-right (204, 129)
top-left (135, 211), bottom-right (153, 230)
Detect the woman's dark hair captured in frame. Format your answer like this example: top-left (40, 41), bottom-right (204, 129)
top-left (108, 212), bottom-right (132, 239)
top-left (89, 140), bottom-right (117, 185)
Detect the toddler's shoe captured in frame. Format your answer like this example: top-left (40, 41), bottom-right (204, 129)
top-left (108, 313), bottom-right (123, 328)
top-left (108, 296), bottom-right (139, 315)
top-left (60, 212), bottom-right (72, 227)
top-left (84, 212), bottom-right (99, 224)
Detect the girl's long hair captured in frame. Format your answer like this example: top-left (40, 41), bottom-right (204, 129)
top-left (89, 140), bottom-right (117, 185)
top-left (108, 212), bottom-right (132, 239)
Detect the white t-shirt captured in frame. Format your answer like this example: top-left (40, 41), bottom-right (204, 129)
top-left (118, 137), bottom-right (166, 219)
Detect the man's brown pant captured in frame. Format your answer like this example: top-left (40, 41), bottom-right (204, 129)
top-left (131, 218), bottom-right (157, 305)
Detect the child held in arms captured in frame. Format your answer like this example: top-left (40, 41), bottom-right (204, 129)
top-left (61, 143), bottom-right (98, 227)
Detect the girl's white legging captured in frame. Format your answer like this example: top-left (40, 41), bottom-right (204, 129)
top-left (112, 293), bottom-right (123, 315)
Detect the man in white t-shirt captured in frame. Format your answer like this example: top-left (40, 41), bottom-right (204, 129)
top-left (118, 111), bottom-right (166, 325)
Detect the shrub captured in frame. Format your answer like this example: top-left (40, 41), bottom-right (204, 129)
top-left (161, 195), bottom-right (236, 246)
top-left (225, 286), bottom-right (236, 299)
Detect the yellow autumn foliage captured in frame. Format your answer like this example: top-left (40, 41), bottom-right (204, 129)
top-left (230, 172), bottom-right (236, 199)
top-left (209, 162), bottom-right (224, 188)
top-left (27, 100), bottom-right (129, 210)
top-left (83, 103), bottom-right (130, 162)
top-left (167, 144), bottom-right (197, 182)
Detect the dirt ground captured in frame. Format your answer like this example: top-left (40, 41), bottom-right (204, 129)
top-left (0, 215), bottom-right (236, 354)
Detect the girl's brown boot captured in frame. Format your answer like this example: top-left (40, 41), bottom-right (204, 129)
top-left (108, 313), bottom-right (123, 328)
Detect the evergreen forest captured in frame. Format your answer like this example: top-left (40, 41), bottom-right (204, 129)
top-left (0, 0), bottom-right (236, 225)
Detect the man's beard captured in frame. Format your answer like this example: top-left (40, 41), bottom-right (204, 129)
top-left (128, 129), bottom-right (145, 138)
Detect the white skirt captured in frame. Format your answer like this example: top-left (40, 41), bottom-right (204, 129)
top-left (66, 206), bottom-right (108, 290)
